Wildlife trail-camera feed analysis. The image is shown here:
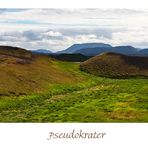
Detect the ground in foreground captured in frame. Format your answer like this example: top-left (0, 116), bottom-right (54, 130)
top-left (0, 61), bottom-right (148, 122)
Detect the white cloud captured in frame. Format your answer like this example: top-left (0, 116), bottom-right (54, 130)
top-left (0, 8), bottom-right (148, 51)
top-left (42, 31), bottom-right (62, 37)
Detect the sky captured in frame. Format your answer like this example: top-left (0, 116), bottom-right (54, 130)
top-left (0, 8), bottom-right (148, 51)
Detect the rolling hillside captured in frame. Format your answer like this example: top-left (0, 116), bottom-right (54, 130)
top-left (0, 46), bottom-right (85, 96)
top-left (0, 46), bottom-right (32, 58)
top-left (80, 52), bottom-right (148, 77)
top-left (0, 46), bottom-right (148, 122)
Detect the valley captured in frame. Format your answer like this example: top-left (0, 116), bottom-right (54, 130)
top-left (0, 46), bottom-right (148, 122)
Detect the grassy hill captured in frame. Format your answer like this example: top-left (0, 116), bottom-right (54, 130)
top-left (0, 46), bottom-right (86, 96)
top-left (80, 52), bottom-right (148, 78)
top-left (0, 47), bottom-right (148, 122)
top-left (0, 46), bottom-right (32, 58)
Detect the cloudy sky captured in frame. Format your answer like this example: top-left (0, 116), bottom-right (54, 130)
top-left (0, 8), bottom-right (148, 51)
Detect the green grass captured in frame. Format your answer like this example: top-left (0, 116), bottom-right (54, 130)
top-left (0, 60), bottom-right (148, 122)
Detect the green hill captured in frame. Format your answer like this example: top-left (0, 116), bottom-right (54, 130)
top-left (80, 52), bottom-right (148, 77)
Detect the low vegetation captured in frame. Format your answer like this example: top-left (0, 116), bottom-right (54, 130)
top-left (0, 72), bottom-right (148, 122)
top-left (0, 47), bottom-right (148, 122)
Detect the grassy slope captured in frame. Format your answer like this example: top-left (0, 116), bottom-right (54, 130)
top-left (0, 59), bottom-right (148, 122)
top-left (0, 46), bottom-right (32, 58)
top-left (0, 55), bottom-right (84, 96)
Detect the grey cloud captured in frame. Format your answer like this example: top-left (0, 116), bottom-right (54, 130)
top-left (128, 42), bottom-right (148, 49)
top-left (0, 27), bottom-right (129, 50)
top-left (1, 9), bottom-right (30, 14)
top-left (0, 9), bottom-right (7, 14)
top-left (23, 30), bottom-right (42, 41)
top-left (0, 31), bottom-right (23, 42)
top-left (56, 27), bottom-right (127, 39)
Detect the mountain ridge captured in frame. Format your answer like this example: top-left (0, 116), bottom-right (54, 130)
top-left (56, 43), bottom-right (148, 56)
top-left (73, 45), bottom-right (138, 56)
top-left (57, 43), bottom-right (112, 54)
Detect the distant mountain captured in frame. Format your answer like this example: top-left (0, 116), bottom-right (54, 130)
top-left (137, 48), bottom-right (148, 56)
top-left (57, 43), bottom-right (112, 54)
top-left (80, 52), bottom-right (148, 77)
top-left (74, 45), bottom-right (138, 56)
top-left (74, 47), bottom-right (112, 56)
top-left (57, 43), bottom-right (141, 56)
top-left (32, 49), bottom-right (52, 54)
top-left (112, 46), bottom-right (138, 55)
